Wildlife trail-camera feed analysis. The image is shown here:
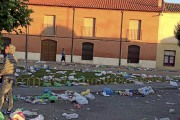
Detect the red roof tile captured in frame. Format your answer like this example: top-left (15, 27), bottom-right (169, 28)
top-left (164, 2), bottom-right (180, 12)
top-left (27, 0), bottom-right (162, 12)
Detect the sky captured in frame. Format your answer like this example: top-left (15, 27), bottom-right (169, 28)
top-left (165, 0), bottom-right (180, 3)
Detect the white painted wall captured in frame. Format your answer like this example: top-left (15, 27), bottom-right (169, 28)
top-left (15, 51), bottom-right (156, 68)
top-left (121, 59), bottom-right (156, 68)
top-left (14, 51), bottom-right (40, 60)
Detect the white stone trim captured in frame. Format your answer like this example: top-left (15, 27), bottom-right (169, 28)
top-left (15, 52), bottom-right (156, 68)
top-left (14, 51), bottom-right (40, 60)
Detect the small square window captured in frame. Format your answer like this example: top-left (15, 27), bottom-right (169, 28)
top-left (163, 50), bottom-right (176, 67)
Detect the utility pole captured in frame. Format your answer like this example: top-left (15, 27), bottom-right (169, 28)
top-left (119, 11), bottom-right (124, 66)
top-left (25, 25), bottom-right (29, 73)
top-left (71, 8), bottom-right (75, 63)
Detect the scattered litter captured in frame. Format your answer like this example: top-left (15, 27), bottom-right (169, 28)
top-left (30, 115), bottom-right (44, 120)
top-left (170, 81), bottom-right (178, 86)
top-left (71, 92), bottom-right (88, 105)
top-left (135, 80), bottom-right (144, 85)
top-left (138, 86), bottom-right (154, 95)
top-left (157, 95), bottom-right (162, 98)
top-left (10, 110), bottom-right (25, 120)
top-left (0, 112), bottom-right (4, 120)
top-left (81, 89), bottom-right (90, 96)
top-left (23, 110), bottom-right (38, 116)
top-left (103, 88), bottom-right (114, 95)
top-left (159, 118), bottom-right (171, 120)
top-left (74, 104), bottom-right (82, 109)
top-left (85, 93), bottom-right (95, 100)
top-left (169, 109), bottom-right (175, 114)
top-left (166, 102), bottom-right (177, 105)
top-left (62, 113), bottom-right (79, 119)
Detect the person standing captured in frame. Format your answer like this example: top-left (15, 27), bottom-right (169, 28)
top-left (59, 48), bottom-right (66, 65)
top-left (0, 44), bottom-right (18, 114)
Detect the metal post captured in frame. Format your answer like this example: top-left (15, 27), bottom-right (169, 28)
top-left (25, 25), bottom-right (29, 73)
top-left (71, 8), bottom-right (75, 63)
top-left (119, 11), bottom-right (124, 66)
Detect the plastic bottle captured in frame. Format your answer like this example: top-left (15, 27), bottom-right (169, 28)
top-left (154, 117), bottom-right (158, 120)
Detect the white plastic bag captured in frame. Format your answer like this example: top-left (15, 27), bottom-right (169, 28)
top-left (30, 115), bottom-right (44, 120)
top-left (95, 73), bottom-right (102, 76)
top-left (135, 81), bottom-right (144, 85)
top-left (170, 81), bottom-right (178, 86)
top-left (73, 92), bottom-right (88, 105)
top-left (85, 93), bottom-right (95, 100)
top-left (138, 86), bottom-right (154, 95)
top-left (60, 94), bottom-right (69, 100)
top-left (23, 110), bottom-right (37, 116)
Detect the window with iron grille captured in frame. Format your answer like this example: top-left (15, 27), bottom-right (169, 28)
top-left (164, 50), bottom-right (176, 67)
top-left (128, 20), bottom-right (141, 40)
top-left (82, 42), bottom-right (94, 60)
top-left (127, 45), bottom-right (140, 63)
top-left (83, 18), bottom-right (96, 37)
top-left (43, 15), bottom-right (55, 35)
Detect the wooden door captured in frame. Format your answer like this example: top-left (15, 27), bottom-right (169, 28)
top-left (82, 42), bottom-right (94, 60)
top-left (41, 40), bottom-right (57, 61)
top-left (127, 45), bottom-right (140, 63)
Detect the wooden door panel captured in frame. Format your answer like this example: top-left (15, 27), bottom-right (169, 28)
top-left (41, 40), bottom-right (57, 61)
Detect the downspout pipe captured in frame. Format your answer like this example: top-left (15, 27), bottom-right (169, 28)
top-left (25, 25), bottom-right (29, 74)
top-left (71, 8), bottom-right (75, 63)
top-left (119, 10), bottom-right (124, 66)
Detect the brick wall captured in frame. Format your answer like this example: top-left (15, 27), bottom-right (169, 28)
top-left (5, 5), bottom-right (159, 61)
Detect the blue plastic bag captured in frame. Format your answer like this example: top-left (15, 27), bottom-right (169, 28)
top-left (125, 75), bottom-right (131, 79)
top-left (103, 88), bottom-right (113, 95)
top-left (36, 68), bottom-right (40, 71)
top-left (45, 88), bottom-right (50, 93)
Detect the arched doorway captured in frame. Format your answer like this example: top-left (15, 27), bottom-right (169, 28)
top-left (82, 42), bottom-right (94, 60)
top-left (41, 40), bottom-right (57, 61)
top-left (1, 37), bottom-right (11, 57)
top-left (127, 45), bottom-right (140, 63)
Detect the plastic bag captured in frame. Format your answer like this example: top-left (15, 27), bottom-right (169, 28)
top-left (78, 76), bottom-right (85, 81)
top-left (138, 86), bottom-right (154, 95)
top-left (73, 92), bottom-right (88, 105)
top-left (10, 110), bottom-right (25, 120)
top-left (170, 81), bottom-right (178, 86)
top-left (44, 88), bottom-right (50, 93)
top-left (13, 95), bottom-right (18, 102)
top-left (81, 89), bottom-right (90, 96)
top-left (43, 83), bottom-right (51, 86)
top-left (54, 82), bottom-right (62, 87)
top-left (42, 92), bottom-right (51, 99)
top-left (85, 93), bottom-right (95, 100)
top-left (95, 73), bottom-right (102, 76)
top-left (30, 115), bottom-right (44, 120)
top-left (0, 112), bottom-right (4, 120)
top-left (103, 88), bottom-right (113, 95)
top-left (60, 94), bottom-right (69, 100)
top-left (49, 96), bottom-right (58, 101)
top-left (23, 110), bottom-right (37, 116)
top-left (66, 81), bottom-right (71, 87)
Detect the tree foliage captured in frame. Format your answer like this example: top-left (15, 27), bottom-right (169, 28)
top-left (0, 0), bottom-right (33, 49)
top-left (174, 22), bottom-right (180, 47)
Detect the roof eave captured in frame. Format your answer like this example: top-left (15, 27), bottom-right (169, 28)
top-left (27, 4), bottom-right (161, 12)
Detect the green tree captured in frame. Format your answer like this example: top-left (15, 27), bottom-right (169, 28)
top-left (0, 0), bottom-right (33, 49)
top-left (174, 22), bottom-right (180, 46)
